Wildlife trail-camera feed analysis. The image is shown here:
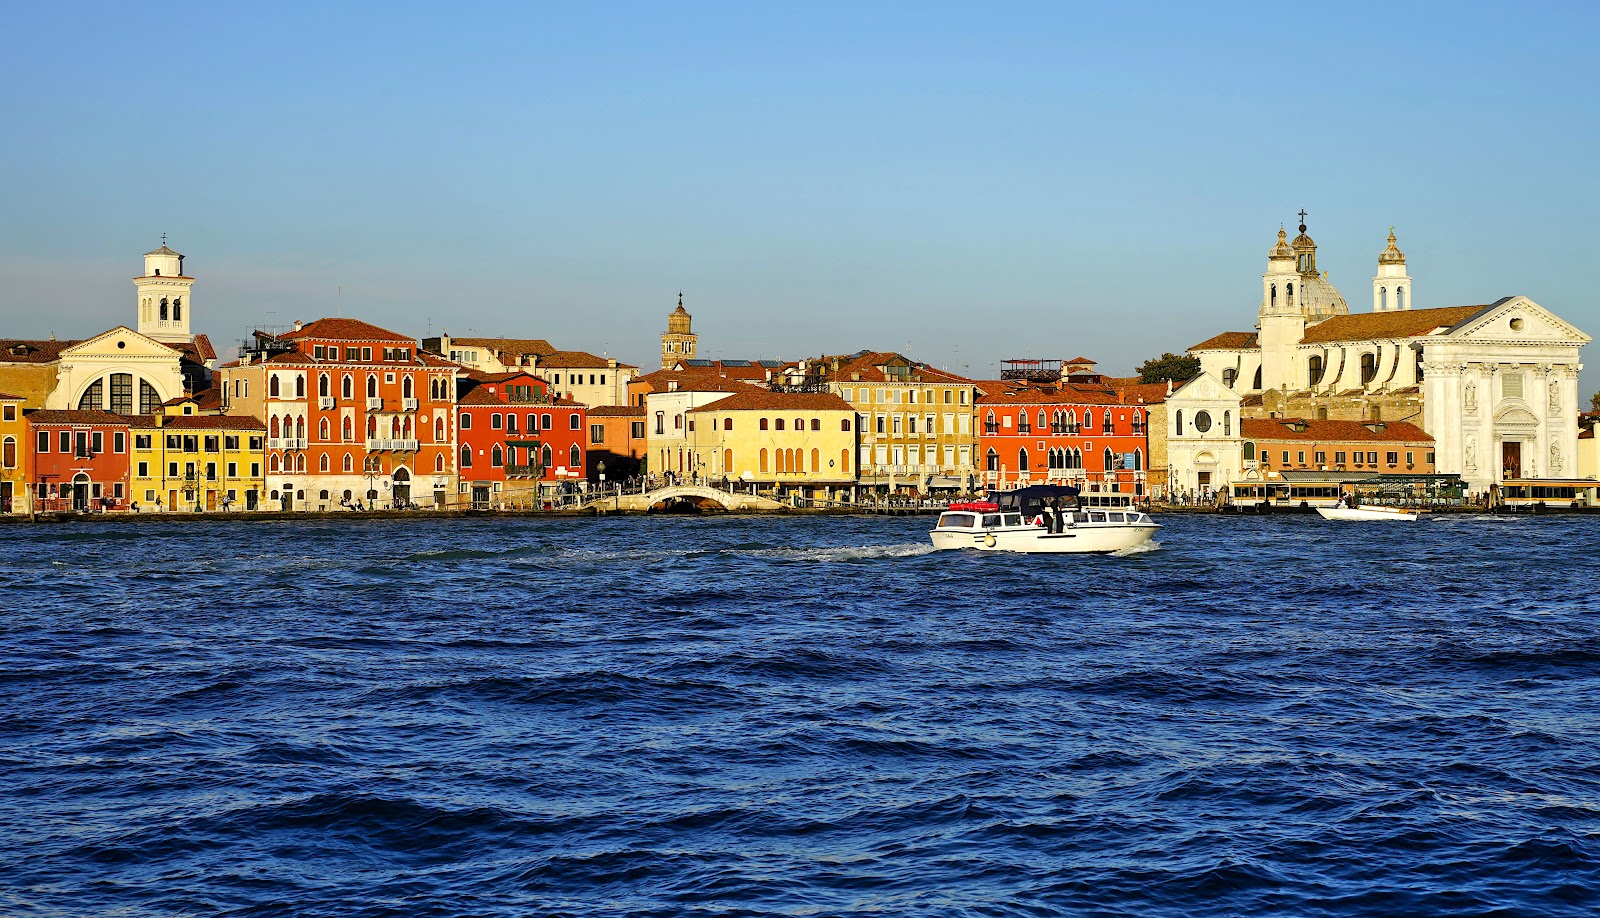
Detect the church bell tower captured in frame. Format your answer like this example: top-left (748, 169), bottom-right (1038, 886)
top-left (135, 238), bottom-right (195, 344)
top-left (1372, 228), bottom-right (1411, 312)
top-left (661, 292), bottom-right (696, 369)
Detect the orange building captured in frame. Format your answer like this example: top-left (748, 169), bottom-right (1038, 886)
top-left (1241, 418), bottom-right (1435, 476)
top-left (586, 405), bottom-right (647, 481)
top-left (976, 380), bottom-right (1153, 496)
top-left (218, 318), bottom-right (459, 511)
top-left (27, 409), bottom-right (132, 512)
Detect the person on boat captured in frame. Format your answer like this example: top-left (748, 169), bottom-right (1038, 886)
top-left (1052, 498), bottom-right (1068, 531)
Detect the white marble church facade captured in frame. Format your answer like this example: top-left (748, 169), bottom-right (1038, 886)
top-left (1191, 221), bottom-right (1589, 492)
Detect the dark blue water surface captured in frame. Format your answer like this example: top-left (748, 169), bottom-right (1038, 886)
top-left (4, 513), bottom-right (1600, 917)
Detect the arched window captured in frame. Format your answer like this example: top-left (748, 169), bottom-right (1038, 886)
top-left (402, 376), bottom-right (413, 398)
top-left (460, 445), bottom-right (472, 468)
top-left (1175, 410), bottom-right (1184, 436)
top-left (269, 375), bottom-right (280, 398)
top-left (1133, 449), bottom-right (1143, 471)
top-left (2, 437), bottom-right (14, 469)
top-left (159, 297), bottom-right (169, 320)
top-left (1270, 284), bottom-right (1277, 308)
top-left (1244, 442), bottom-right (1256, 461)
top-left (1360, 353), bottom-right (1377, 384)
top-left (724, 448), bottom-right (733, 472)
top-left (1253, 366), bottom-right (1263, 390)
top-left (343, 453), bottom-right (354, 472)
top-left (434, 453), bottom-right (444, 473)
top-left (491, 444), bottom-right (503, 467)
top-left (1309, 355), bottom-right (1324, 386)
top-left (842, 418), bottom-right (851, 431)
top-left (342, 376), bottom-right (353, 399)
top-left (1379, 286), bottom-right (1388, 310)
top-left (342, 417), bottom-right (353, 441)
top-left (295, 454), bottom-right (306, 472)
top-left (760, 448), bottom-right (769, 473)
top-left (319, 374), bottom-right (330, 397)
top-left (172, 298), bottom-right (181, 321)
top-left (794, 417), bottom-right (803, 431)
top-left (367, 375), bottom-right (378, 398)
top-left (1017, 448), bottom-right (1029, 472)
top-left (541, 444), bottom-right (552, 468)
top-left (840, 448), bottom-right (850, 472)
top-left (1223, 411), bottom-right (1231, 436)
top-left (270, 416), bottom-right (280, 438)
top-left (1038, 409), bottom-right (1047, 429)
top-left (270, 454), bottom-right (279, 472)
top-left (985, 448), bottom-right (999, 471)
top-left (775, 418), bottom-right (785, 431)
top-left (1084, 410), bottom-right (1094, 430)
top-left (571, 414), bottom-right (580, 430)
top-left (1286, 283), bottom-right (1294, 305)
top-left (319, 418), bottom-right (330, 439)
top-left (1105, 448), bottom-right (1116, 470)
top-left (435, 417), bottom-right (445, 441)
top-left (296, 416), bottom-right (305, 438)
top-left (569, 444), bottom-right (580, 468)
top-left (776, 449), bottom-right (786, 473)
top-left (1397, 287), bottom-right (1406, 310)
top-left (295, 376), bottom-right (305, 399)
top-left (1223, 368), bottom-right (1237, 388)
top-left (319, 454), bottom-right (330, 472)
top-left (77, 378), bottom-right (103, 411)
top-left (810, 418), bottom-right (820, 431)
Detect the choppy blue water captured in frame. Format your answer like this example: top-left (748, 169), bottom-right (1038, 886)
top-left (3, 513), bottom-right (1599, 917)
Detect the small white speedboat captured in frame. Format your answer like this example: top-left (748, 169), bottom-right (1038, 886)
top-left (930, 486), bottom-right (1160, 554)
top-left (1317, 505), bottom-right (1419, 522)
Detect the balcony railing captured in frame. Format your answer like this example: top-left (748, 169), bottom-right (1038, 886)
top-left (282, 438), bottom-right (307, 450)
top-left (366, 438), bottom-right (420, 452)
top-left (1050, 423), bottom-right (1081, 435)
top-left (1016, 423), bottom-right (1033, 435)
top-left (504, 464), bottom-right (542, 478)
top-left (402, 397), bottom-right (419, 410)
top-left (366, 397), bottom-right (384, 410)
top-left (507, 392), bottom-right (553, 404)
top-left (983, 423), bottom-right (1000, 435)
top-left (318, 396), bottom-right (336, 409)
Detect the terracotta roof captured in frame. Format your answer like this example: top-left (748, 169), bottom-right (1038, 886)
top-left (416, 352), bottom-right (464, 369)
top-left (148, 415), bottom-right (267, 431)
top-left (0, 392), bottom-right (25, 401)
top-left (1065, 356), bottom-right (1098, 365)
top-left (456, 387), bottom-right (503, 407)
top-left (0, 339), bottom-right (80, 363)
top-left (180, 334), bottom-right (217, 362)
top-left (265, 351), bottom-right (319, 365)
top-left (687, 389), bottom-right (854, 412)
top-left (1190, 331), bottom-right (1259, 351)
top-left (824, 351), bottom-right (974, 385)
top-left (975, 381), bottom-right (1125, 406)
top-left (278, 318), bottom-right (416, 343)
top-left (26, 409), bottom-right (131, 426)
top-left (1240, 418), bottom-right (1433, 443)
top-left (538, 350), bottom-right (629, 369)
top-left (449, 337), bottom-right (557, 358)
top-left (1107, 379), bottom-right (1172, 405)
top-left (1298, 303), bottom-right (1499, 344)
top-left (633, 370), bottom-right (756, 394)
top-left (588, 405), bottom-right (646, 417)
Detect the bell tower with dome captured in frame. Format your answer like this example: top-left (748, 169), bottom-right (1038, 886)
top-left (1372, 228), bottom-right (1411, 312)
top-left (1258, 226), bottom-right (1308, 393)
top-left (661, 292), bottom-right (696, 369)
top-left (134, 238), bottom-right (195, 345)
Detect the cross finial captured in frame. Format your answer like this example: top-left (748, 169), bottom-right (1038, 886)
top-left (161, 232), bottom-right (167, 246)
top-left (678, 290), bottom-right (683, 307)
top-left (1297, 209), bottom-right (1307, 225)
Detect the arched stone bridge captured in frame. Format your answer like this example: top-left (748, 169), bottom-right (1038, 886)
top-left (580, 484), bottom-right (787, 512)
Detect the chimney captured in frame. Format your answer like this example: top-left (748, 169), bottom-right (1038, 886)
top-left (292, 320), bottom-right (303, 331)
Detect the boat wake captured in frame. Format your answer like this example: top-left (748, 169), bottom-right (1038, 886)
top-left (1112, 539), bottom-right (1162, 557)
top-left (757, 542), bottom-right (938, 562)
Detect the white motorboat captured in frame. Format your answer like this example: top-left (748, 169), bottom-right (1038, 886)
top-left (930, 485), bottom-right (1160, 554)
top-left (1317, 504), bottom-right (1420, 521)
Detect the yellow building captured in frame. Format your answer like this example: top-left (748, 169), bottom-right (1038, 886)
top-left (130, 402), bottom-right (267, 512)
top-left (778, 352), bottom-right (979, 494)
top-left (0, 394), bottom-right (27, 512)
top-left (687, 389), bottom-right (857, 499)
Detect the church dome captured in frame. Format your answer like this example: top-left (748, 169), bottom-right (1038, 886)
top-left (1297, 270), bottom-right (1348, 321)
top-left (1291, 223), bottom-right (1316, 251)
top-left (1378, 228), bottom-right (1406, 265)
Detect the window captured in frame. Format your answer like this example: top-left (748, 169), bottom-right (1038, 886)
top-left (591, 424), bottom-right (605, 444)
top-left (1194, 411), bottom-right (1212, 434)
top-left (1335, 451), bottom-right (1346, 465)
top-left (227, 462), bottom-right (237, 477)
top-left (1018, 448), bottom-right (1029, 471)
top-left (295, 376), bottom-right (305, 399)
top-left (1223, 412), bottom-right (1231, 436)
top-left (841, 418), bottom-right (851, 431)
top-left (1309, 355), bottom-right (1324, 387)
top-left (1222, 368), bottom-right (1237, 388)
top-left (760, 417), bottom-right (769, 431)
top-left (362, 348), bottom-right (372, 362)
top-left (1387, 451), bottom-right (1400, 465)
top-left (491, 413), bottom-right (502, 430)
top-left (491, 445), bottom-right (503, 467)
top-left (1427, 452), bottom-right (1435, 464)
top-left (1244, 442), bottom-right (1255, 461)
top-left (1297, 451), bottom-right (1305, 465)
top-left (91, 432), bottom-right (103, 454)
top-left (1360, 353), bottom-right (1377, 385)
top-left (343, 376), bottom-right (354, 399)
top-left (811, 418), bottom-right (821, 431)
top-left (1314, 451), bottom-right (1326, 465)
top-left (460, 413), bottom-right (472, 430)
top-left (38, 430), bottom-right (49, 453)
top-left (776, 418), bottom-right (786, 431)
top-left (269, 376), bottom-right (280, 398)
top-left (569, 444), bottom-right (580, 468)
top-left (542, 414), bottom-right (553, 430)
top-left (1, 437), bottom-right (13, 469)
top-left (1367, 451), bottom-right (1378, 465)
top-left (655, 412), bottom-right (665, 435)
top-left (570, 414), bottom-right (580, 430)
top-left (1, 405), bottom-right (11, 422)
top-left (1282, 451), bottom-right (1290, 465)
top-left (1174, 411), bottom-right (1183, 436)
top-left (631, 422), bottom-right (645, 438)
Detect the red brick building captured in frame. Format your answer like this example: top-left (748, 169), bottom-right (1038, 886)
top-left (976, 380), bottom-right (1153, 495)
top-left (27, 409), bottom-right (132, 512)
top-left (455, 372), bottom-right (587, 508)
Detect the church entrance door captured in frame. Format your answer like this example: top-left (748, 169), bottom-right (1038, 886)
top-left (1502, 441), bottom-right (1522, 480)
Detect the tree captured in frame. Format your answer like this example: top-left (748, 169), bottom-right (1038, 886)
top-left (1590, 389), bottom-right (1600, 413)
top-left (1136, 352), bottom-right (1202, 384)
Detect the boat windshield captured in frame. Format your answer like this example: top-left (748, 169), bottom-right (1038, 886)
top-left (1002, 513), bottom-right (1023, 527)
top-left (982, 514), bottom-right (1002, 528)
top-left (938, 512), bottom-right (977, 529)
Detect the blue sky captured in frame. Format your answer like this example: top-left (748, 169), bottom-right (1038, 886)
top-left (2, 1), bottom-right (1596, 393)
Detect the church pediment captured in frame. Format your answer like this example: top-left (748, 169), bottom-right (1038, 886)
top-left (1168, 371), bottom-right (1243, 406)
top-left (1446, 296), bottom-right (1591, 345)
top-left (59, 327), bottom-right (183, 361)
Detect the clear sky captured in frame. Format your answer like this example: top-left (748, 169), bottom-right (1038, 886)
top-left (2, 1), bottom-right (1596, 394)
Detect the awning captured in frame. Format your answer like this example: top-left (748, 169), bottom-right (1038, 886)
top-left (1502, 478), bottom-right (1600, 488)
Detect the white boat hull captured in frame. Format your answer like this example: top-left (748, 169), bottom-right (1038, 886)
top-left (1317, 506), bottom-right (1419, 522)
top-left (930, 523), bottom-right (1159, 554)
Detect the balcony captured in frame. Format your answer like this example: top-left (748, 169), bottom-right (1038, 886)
top-left (507, 391), bottom-right (553, 405)
top-left (366, 438), bottom-right (420, 452)
top-left (983, 422), bottom-right (1000, 435)
top-left (279, 438), bottom-right (307, 450)
top-left (1050, 424), bottom-right (1081, 435)
top-left (318, 396), bottom-right (336, 410)
top-left (268, 438), bottom-right (281, 451)
top-left (1017, 423), bottom-right (1033, 435)
top-left (504, 463), bottom-right (541, 478)
top-left (366, 397), bottom-right (384, 411)
top-left (402, 397), bottom-right (419, 410)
